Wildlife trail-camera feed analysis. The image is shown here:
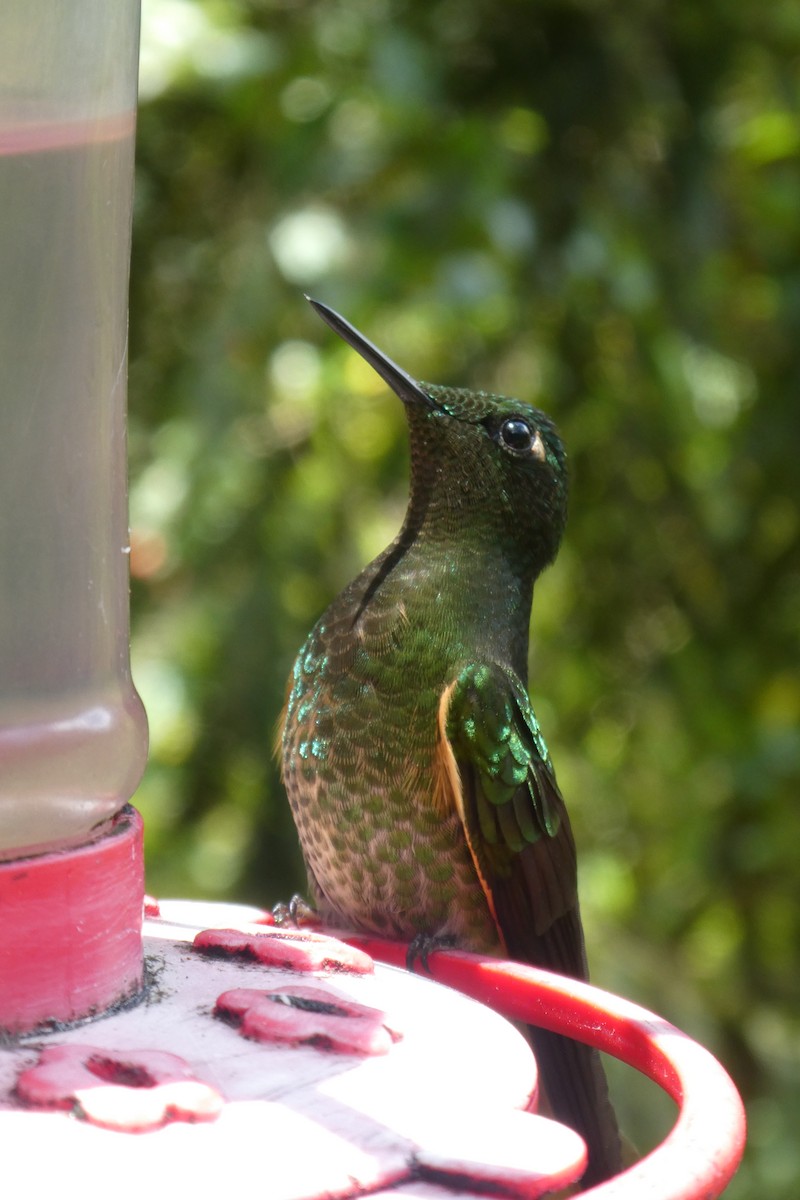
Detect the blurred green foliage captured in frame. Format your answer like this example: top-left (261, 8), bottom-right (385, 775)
top-left (129, 1), bottom-right (799, 1193)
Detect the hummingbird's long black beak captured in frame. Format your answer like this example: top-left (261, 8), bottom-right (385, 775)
top-left (307, 296), bottom-right (439, 411)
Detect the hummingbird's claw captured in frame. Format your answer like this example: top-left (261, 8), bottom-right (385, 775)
top-left (272, 894), bottom-right (319, 928)
top-left (271, 901), bottom-right (292, 926)
top-left (405, 932), bottom-right (457, 974)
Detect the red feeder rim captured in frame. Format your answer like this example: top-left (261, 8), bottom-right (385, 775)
top-left (345, 935), bottom-right (746, 1200)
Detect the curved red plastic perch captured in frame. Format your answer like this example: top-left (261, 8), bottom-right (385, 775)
top-left (344, 936), bottom-right (746, 1200)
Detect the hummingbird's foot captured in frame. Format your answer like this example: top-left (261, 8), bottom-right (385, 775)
top-left (405, 932), bottom-right (458, 974)
top-left (271, 894), bottom-right (319, 928)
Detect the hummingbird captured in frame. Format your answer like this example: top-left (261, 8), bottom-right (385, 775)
top-left (280, 297), bottom-right (621, 1184)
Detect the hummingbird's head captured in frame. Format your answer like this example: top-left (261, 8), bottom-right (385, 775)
top-left (414, 381), bottom-right (568, 569)
top-left (308, 297), bottom-right (568, 575)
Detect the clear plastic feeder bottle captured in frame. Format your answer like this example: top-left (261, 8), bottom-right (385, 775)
top-left (0, 2), bottom-right (148, 855)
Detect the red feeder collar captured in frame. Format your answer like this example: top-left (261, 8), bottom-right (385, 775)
top-left (0, 807), bottom-right (144, 1035)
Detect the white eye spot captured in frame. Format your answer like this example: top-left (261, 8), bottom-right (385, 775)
top-left (531, 430), bottom-right (546, 461)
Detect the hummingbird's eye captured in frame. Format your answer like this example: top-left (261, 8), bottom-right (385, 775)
top-left (498, 418), bottom-right (546, 460)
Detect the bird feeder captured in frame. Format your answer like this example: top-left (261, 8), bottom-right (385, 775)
top-left (0, 0), bottom-right (147, 1031)
top-left (0, 900), bottom-right (746, 1199)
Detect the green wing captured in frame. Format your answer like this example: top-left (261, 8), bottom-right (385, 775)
top-left (442, 661), bottom-right (621, 1183)
top-left (443, 659), bottom-right (582, 960)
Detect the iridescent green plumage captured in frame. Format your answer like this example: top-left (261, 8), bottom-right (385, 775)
top-left (447, 661), bottom-right (560, 844)
top-left (280, 299), bottom-right (621, 1184)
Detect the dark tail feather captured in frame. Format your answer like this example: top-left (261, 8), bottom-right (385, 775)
top-left (527, 1022), bottom-right (622, 1187)
top-left (490, 803), bottom-right (623, 1184)
top-left (498, 892), bottom-right (622, 1184)
top-left (525, 907), bottom-right (622, 1185)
